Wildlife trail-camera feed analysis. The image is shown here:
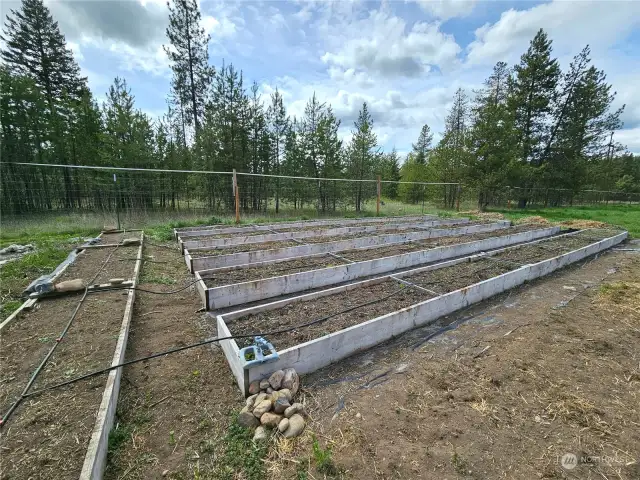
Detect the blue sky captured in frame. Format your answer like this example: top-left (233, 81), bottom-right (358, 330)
top-left (3, 0), bottom-right (639, 155)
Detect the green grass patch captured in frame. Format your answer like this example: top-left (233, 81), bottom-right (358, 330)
top-left (0, 236), bottom-right (85, 317)
top-left (312, 435), bottom-right (339, 476)
top-left (489, 204), bottom-right (640, 236)
top-left (216, 413), bottom-right (268, 480)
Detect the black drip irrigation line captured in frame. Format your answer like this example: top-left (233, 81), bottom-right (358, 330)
top-left (0, 242), bottom-right (122, 427)
top-left (10, 287), bottom-right (407, 408)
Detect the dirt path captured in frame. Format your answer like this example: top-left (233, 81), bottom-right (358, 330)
top-left (104, 242), bottom-right (243, 479)
top-left (277, 248), bottom-right (640, 479)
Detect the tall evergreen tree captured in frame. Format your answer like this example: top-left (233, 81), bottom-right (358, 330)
top-left (164, 0), bottom-right (214, 133)
top-left (1, 0), bottom-right (86, 107)
top-left (267, 88), bottom-right (289, 213)
top-left (510, 28), bottom-right (560, 167)
top-left (347, 102), bottom-right (379, 211)
top-left (469, 62), bottom-right (519, 209)
top-left (412, 124), bottom-right (434, 164)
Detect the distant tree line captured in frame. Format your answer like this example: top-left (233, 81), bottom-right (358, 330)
top-left (400, 31), bottom-right (638, 209)
top-left (1, 0), bottom-right (637, 215)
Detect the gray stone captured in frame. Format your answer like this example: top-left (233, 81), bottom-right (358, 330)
top-left (278, 388), bottom-right (292, 402)
top-left (273, 397), bottom-right (290, 414)
top-left (259, 379), bottom-right (271, 390)
top-left (254, 392), bottom-right (268, 406)
top-left (253, 399), bottom-right (272, 418)
top-left (266, 387), bottom-right (273, 394)
top-left (283, 414), bottom-right (305, 438)
top-left (246, 394), bottom-right (258, 410)
top-left (278, 418), bottom-right (289, 433)
top-left (248, 380), bottom-right (261, 395)
top-left (253, 426), bottom-right (267, 442)
top-left (282, 368), bottom-right (299, 395)
top-left (284, 403), bottom-right (303, 419)
top-left (260, 412), bottom-right (283, 428)
top-left (238, 406), bottom-right (260, 428)
top-left (268, 369), bottom-right (285, 390)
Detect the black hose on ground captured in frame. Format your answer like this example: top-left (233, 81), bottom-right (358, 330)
top-left (13, 287), bottom-right (408, 405)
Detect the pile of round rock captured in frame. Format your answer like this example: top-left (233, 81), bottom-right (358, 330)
top-left (237, 368), bottom-right (306, 441)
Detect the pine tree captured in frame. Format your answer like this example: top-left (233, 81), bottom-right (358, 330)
top-left (164, 0), bottom-right (214, 133)
top-left (267, 88), bottom-right (289, 213)
top-left (469, 61), bottom-right (519, 209)
top-left (377, 149), bottom-right (401, 199)
top-left (1, 0), bottom-right (86, 107)
top-left (510, 28), bottom-right (560, 166)
top-left (347, 102), bottom-right (378, 211)
top-left (412, 124), bottom-right (434, 164)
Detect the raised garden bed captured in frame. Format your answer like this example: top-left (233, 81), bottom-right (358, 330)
top-left (216, 228), bottom-right (627, 395)
top-left (187, 221), bottom-right (512, 272)
top-left (200, 224), bottom-right (545, 289)
top-left (197, 226), bottom-right (559, 310)
top-left (0, 234), bottom-right (143, 479)
top-left (181, 218), bottom-right (469, 251)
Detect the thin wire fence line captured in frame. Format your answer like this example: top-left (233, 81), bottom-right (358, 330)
top-left (0, 162), bottom-right (458, 185)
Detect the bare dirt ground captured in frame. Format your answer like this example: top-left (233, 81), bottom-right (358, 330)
top-left (104, 242), bottom-right (244, 479)
top-left (0, 233), bottom-right (139, 479)
top-left (274, 247), bottom-right (640, 480)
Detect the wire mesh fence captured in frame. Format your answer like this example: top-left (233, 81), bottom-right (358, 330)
top-left (2, 163), bottom-right (636, 230)
top-left (0, 163), bottom-right (461, 227)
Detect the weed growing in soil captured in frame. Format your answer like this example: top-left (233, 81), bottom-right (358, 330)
top-left (108, 422), bottom-right (135, 456)
top-left (451, 452), bottom-right (469, 475)
top-left (216, 413), bottom-right (267, 480)
top-left (312, 435), bottom-right (339, 476)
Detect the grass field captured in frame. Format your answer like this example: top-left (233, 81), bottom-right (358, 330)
top-left (489, 204), bottom-right (640, 236)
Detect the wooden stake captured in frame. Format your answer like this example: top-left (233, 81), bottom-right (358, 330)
top-left (376, 176), bottom-right (381, 216)
top-left (233, 169), bottom-right (240, 224)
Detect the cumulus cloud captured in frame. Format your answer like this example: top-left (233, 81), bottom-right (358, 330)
top-left (414, 0), bottom-right (476, 20)
top-left (46, 0), bottom-right (168, 48)
top-left (321, 9), bottom-right (461, 78)
top-left (615, 127), bottom-right (640, 154)
top-left (466, 0), bottom-right (640, 65)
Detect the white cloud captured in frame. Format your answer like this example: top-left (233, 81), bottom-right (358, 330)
top-left (67, 41), bottom-right (84, 61)
top-left (108, 42), bottom-right (171, 77)
top-left (467, 0), bottom-right (640, 66)
top-left (321, 9), bottom-right (461, 78)
top-left (414, 0), bottom-right (476, 20)
top-left (615, 127), bottom-right (640, 154)
top-left (202, 14), bottom-right (236, 38)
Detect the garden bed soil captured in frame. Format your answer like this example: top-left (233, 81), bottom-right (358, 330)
top-left (189, 239), bottom-right (300, 257)
top-left (339, 224), bottom-right (540, 262)
top-left (228, 231), bottom-right (616, 351)
top-left (202, 254), bottom-right (350, 288)
top-left (201, 225), bottom-right (546, 290)
top-left (0, 241), bottom-right (138, 479)
top-left (230, 279), bottom-right (431, 350)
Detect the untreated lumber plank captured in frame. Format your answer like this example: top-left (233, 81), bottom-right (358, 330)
top-left (80, 232), bottom-right (144, 480)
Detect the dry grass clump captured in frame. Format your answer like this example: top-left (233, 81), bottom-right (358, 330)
top-left (515, 216), bottom-right (551, 225)
top-left (459, 210), bottom-right (506, 221)
top-left (560, 219), bottom-right (609, 229)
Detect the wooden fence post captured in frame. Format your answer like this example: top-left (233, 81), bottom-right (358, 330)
top-left (456, 184), bottom-right (461, 212)
top-left (376, 176), bottom-right (381, 216)
top-left (233, 169), bottom-right (240, 224)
